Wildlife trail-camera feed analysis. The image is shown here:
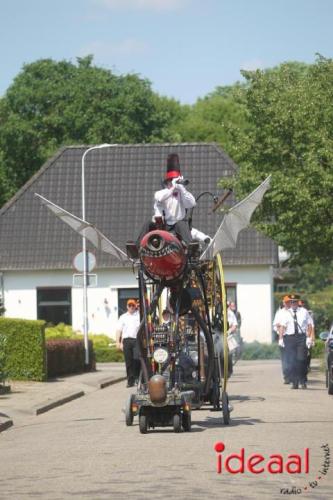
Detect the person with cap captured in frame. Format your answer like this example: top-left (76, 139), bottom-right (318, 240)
top-left (115, 299), bottom-right (141, 387)
top-left (136, 153), bottom-right (211, 247)
top-left (277, 294), bottom-right (312, 389)
top-left (298, 299), bottom-right (315, 375)
top-left (273, 297), bottom-right (291, 384)
top-left (152, 153), bottom-right (196, 245)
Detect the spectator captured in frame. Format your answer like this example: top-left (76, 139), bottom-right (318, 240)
top-left (277, 294), bottom-right (312, 389)
top-left (116, 299), bottom-right (141, 388)
top-left (273, 297), bottom-right (291, 384)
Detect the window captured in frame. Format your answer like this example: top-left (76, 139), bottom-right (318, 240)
top-left (118, 288), bottom-right (139, 317)
top-left (226, 284), bottom-right (237, 307)
top-left (37, 288), bottom-right (72, 326)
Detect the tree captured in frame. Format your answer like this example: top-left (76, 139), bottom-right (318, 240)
top-left (228, 58), bottom-right (333, 265)
top-left (0, 56), bottom-right (179, 206)
top-left (172, 84), bottom-right (250, 157)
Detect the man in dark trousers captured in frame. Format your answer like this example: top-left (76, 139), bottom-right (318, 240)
top-left (277, 294), bottom-right (312, 389)
top-left (116, 299), bottom-right (140, 387)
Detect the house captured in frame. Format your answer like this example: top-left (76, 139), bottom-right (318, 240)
top-left (0, 143), bottom-right (278, 343)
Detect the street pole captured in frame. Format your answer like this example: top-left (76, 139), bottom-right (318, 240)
top-left (81, 144), bottom-right (111, 366)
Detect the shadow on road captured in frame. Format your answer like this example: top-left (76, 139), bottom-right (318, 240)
top-left (229, 394), bottom-right (265, 403)
top-left (194, 415), bottom-right (263, 428)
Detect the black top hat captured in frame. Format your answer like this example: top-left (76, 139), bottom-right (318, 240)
top-left (165, 153), bottom-right (181, 181)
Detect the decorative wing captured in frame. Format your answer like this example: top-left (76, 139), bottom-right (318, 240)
top-left (35, 193), bottom-right (129, 264)
top-left (200, 176), bottom-right (271, 260)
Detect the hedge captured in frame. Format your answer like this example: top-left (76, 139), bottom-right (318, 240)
top-left (241, 341), bottom-right (280, 360)
top-left (46, 324), bottom-right (124, 363)
top-left (46, 338), bottom-right (95, 377)
top-left (241, 339), bottom-right (326, 361)
top-left (0, 317), bottom-right (47, 381)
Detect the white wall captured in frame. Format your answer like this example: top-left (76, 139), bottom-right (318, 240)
top-left (2, 264), bottom-right (274, 343)
top-left (224, 265), bottom-right (274, 343)
top-left (3, 269), bottom-right (138, 339)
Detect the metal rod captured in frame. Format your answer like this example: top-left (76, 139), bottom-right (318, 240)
top-left (81, 144), bottom-right (111, 366)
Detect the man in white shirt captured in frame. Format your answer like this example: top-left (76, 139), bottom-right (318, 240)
top-left (153, 153), bottom-right (196, 245)
top-left (277, 294), bottom-right (312, 389)
top-left (116, 299), bottom-right (141, 387)
top-left (273, 297), bottom-right (291, 384)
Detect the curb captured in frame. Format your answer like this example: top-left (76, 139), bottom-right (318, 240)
top-left (98, 376), bottom-right (127, 389)
top-left (0, 418), bottom-right (13, 433)
top-left (34, 390), bottom-right (85, 415)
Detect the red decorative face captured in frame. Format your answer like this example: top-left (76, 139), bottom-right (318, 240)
top-left (139, 230), bottom-right (186, 281)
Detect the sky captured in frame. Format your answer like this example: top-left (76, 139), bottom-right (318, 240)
top-left (1, 0), bottom-right (332, 104)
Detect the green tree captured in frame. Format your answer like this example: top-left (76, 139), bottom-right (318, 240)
top-left (229, 58), bottom-right (333, 265)
top-left (172, 84), bottom-right (250, 157)
top-left (0, 56), bottom-right (179, 205)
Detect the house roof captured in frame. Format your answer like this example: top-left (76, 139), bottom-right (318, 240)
top-left (0, 143), bottom-right (277, 270)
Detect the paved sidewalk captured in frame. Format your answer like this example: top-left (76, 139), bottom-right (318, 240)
top-left (0, 362), bottom-right (126, 431)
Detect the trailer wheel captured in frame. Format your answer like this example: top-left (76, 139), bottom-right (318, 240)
top-left (139, 414), bottom-right (148, 434)
top-left (173, 413), bottom-right (182, 433)
top-left (182, 411), bottom-right (191, 432)
top-left (125, 394), bottom-right (134, 426)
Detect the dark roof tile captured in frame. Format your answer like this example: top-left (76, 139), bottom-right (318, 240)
top-left (0, 143), bottom-right (277, 270)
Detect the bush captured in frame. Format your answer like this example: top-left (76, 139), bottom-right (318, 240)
top-left (311, 339), bottom-right (326, 358)
top-left (0, 317), bottom-right (46, 381)
top-left (0, 333), bottom-right (8, 384)
top-left (45, 323), bottom-right (77, 339)
top-left (46, 324), bottom-right (124, 363)
top-left (94, 346), bottom-right (124, 362)
top-left (241, 341), bottom-right (280, 360)
top-left (46, 338), bottom-right (95, 377)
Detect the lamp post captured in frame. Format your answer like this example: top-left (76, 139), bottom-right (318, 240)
top-left (81, 144), bottom-right (111, 365)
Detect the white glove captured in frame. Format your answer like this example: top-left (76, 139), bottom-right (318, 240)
top-left (278, 338), bottom-right (285, 348)
top-left (306, 337), bottom-right (314, 348)
top-left (171, 177), bottom-right (181, 188)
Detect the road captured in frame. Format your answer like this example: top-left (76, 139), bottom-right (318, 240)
top-left (0, 360), bottom-right (332, 500)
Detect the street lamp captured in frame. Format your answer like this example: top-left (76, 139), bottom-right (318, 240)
top-left (81, 144), bottom-right (111, 365)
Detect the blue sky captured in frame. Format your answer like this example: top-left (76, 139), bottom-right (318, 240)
top-left (1, 0), bottom-right (332, 104)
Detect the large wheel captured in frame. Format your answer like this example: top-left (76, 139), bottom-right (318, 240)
top-left (139, 414), bottom-right (148, 434)
top-left (125, 394), bottom-right (135, 426)
top-left (173, 413), bottom-right (182, 433)
top-left (221, 391), bottom-right (230, 425)
top-left (209, 254), bottom-right (229, 392)
top-left (182, 411), bottom-right (191, 432)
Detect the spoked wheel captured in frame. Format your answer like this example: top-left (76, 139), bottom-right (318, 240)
top-left (173, 413), bottom-right (182, 433)
top-left (221, 390), bottom-right (230, 425)
top-left (182, 411), bottom-right (191, 432)
top-left (139, 413), bottom-right (148, 434)
top-left (125, 394), bottom-right (135, 426)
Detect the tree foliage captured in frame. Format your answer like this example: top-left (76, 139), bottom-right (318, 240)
top-left (0, 56), bottom-right (181, 205)
top-left (171, 84), bottom-right (250, 156)
top-left (228, 58), bottom-right (333, 265)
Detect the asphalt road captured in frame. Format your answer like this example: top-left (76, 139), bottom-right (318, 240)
top-left (0, 360), bottom-right (332, 500)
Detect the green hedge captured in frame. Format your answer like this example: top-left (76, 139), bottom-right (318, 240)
top-left (241, 340), bottom-right (326, 360)
top-left (0, 317), bottom-right (47, 381)
top-left (311, 339), bottom-right (325, 358)
top-left (47, 338), bottom-right (95, 377)
top-left (94, 346), bottom-right (125, 362)
top-left (242, 341), bottom-right (280, 360)
top-left (46, 324), bottom-right (124, 363)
